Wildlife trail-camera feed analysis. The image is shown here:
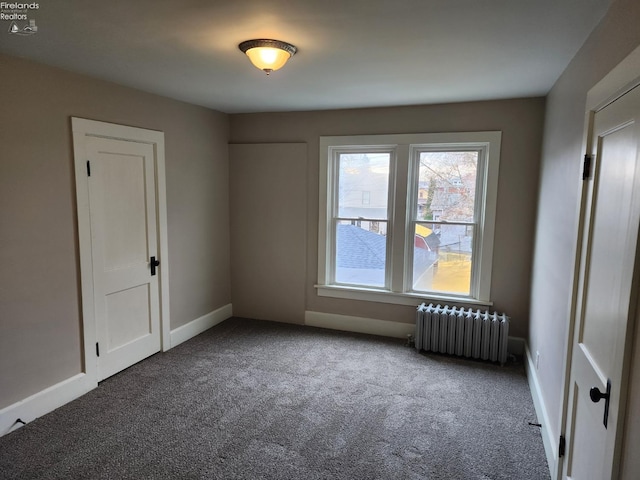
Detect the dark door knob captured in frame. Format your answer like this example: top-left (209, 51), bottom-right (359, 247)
top-left (589, 387), bottom-right (609, 403)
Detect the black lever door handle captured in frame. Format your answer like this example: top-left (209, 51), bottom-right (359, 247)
top-left (150, 256), bottom-right (160, 276)
top-left (589, 379), bottom-right (611, 428)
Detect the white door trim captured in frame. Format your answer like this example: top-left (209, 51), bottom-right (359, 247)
top-left (556, 45), bottom-right (640, 480)
top-left (72, 117), bottom-right (171, 384)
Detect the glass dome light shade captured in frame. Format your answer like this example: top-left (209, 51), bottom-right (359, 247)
top-left (239, 39), bottom-right (297, 75)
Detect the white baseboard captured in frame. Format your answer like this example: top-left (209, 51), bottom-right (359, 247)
top-left (525, 342), bottom-right (559, 480)
top-left (305, 311), bottom-right (414, 339)
top-left (0, 373), bottom-right (96, 437)
top-left (169, 303), bottom-right (233, 348)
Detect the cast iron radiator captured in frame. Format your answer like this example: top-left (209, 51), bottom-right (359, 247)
top-left (415, 303), bottom-right (510, 365)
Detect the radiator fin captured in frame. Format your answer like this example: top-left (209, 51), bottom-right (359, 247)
top-left (415, 303), bottom-right (510, 365)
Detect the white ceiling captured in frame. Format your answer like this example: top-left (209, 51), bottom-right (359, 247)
top-left (0, 0), bottom-right (610, 113)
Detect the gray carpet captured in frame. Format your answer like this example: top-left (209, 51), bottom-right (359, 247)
top-left (0, 318), bottom-right (550, 479)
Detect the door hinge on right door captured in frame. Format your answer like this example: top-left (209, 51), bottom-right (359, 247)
top-left (582, 154), bottom-right (592, 180)
top-left (559, 435), bottom-right (566, 458)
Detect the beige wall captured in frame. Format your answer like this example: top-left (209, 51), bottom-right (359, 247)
top-left (229, 144), bottom-right (307, 323)
top-left (0, 54), bottom-right (231, 408)
top-left (230, 98), bottom-right (546, 338)
top-left (529, 0), bottom-right (640, 477)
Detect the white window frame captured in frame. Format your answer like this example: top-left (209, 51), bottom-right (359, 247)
top-left (317, 131), bottom-right (501, 307)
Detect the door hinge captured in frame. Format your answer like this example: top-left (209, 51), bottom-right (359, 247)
top-left (559, 435), bottom-right (566, 458)
top-left (582, 154), bottom-right (591, 180)
top-left (86, 160), bottom-right (91, 177)
top-left (96, 342), bottom-right (100, 357)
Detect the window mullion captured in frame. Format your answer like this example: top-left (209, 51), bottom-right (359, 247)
top-left (389, 144), bottom-right (409, 292)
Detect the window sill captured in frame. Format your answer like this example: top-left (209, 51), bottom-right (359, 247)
top-left (315, 284), bottom-right (493, 308)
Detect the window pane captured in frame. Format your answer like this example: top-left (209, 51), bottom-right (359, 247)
top-left (413, 223), bottom-right (473, 295)
top-left (416, 151), bottom-right (478, 222)
top-left (338, 152), bottom-right (389, 220)
top-left (335, 220), bottom-right (387, 287)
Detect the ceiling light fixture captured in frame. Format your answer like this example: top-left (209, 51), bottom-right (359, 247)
top-left (238, 39), bottom-right (297, 75)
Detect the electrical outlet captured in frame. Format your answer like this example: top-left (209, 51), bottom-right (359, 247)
top-left (535, 351), bottom-right (540, 370)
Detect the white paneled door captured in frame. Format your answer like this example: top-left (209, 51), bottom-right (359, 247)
top-left (564, 85), bottom-right (640, 479)
top-left (73, 118), bottom-right (168, 383)
top-left (87, 137), bottom-right (161, 380)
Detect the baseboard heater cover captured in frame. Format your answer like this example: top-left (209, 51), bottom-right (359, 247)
top-left (415, 303), bottom-right (510, 365)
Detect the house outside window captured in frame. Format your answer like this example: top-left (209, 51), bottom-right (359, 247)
top-left (317, 132), bottom-right (501, 307)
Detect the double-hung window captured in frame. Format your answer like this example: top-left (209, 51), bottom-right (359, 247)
top-left (332, 148), bottom-right (394, 288)
top-left (318, 132), bottom-right (501, 306)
